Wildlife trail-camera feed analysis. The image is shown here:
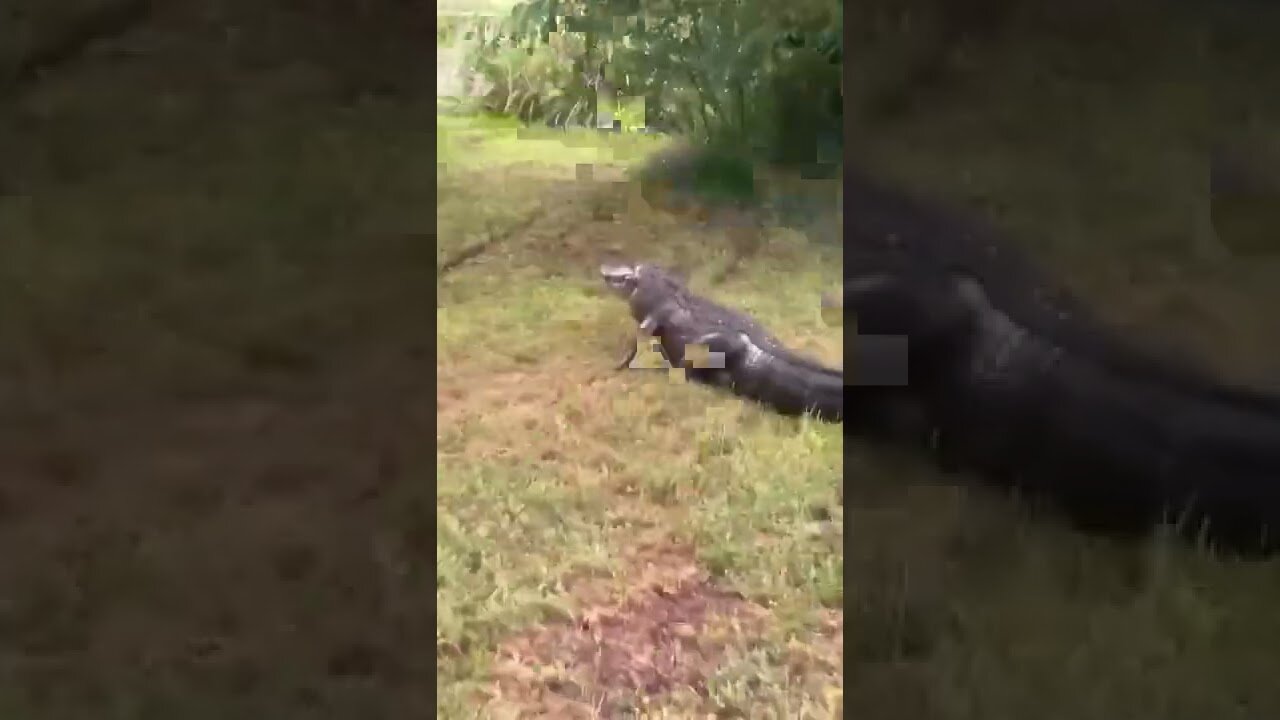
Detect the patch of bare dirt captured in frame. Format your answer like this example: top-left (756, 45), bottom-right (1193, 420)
top-left (435, 363), bottom-right (617, 431)
top-left (485, 540), bottom-right (770, 718)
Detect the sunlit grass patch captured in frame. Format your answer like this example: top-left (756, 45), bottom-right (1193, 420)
top-left (436, 458), bottom-right (619, 706)
top-left (686, 417), bottom-right (844, 608)
top-left (436, 276), bottom-right (616, 368)
top-left (436, 113), bottom-right (669, 172)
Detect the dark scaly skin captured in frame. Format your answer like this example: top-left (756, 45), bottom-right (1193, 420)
top-left (697, 329), bottom-right (844, 421)
top-left (601, 262), bottom-right (844, 422)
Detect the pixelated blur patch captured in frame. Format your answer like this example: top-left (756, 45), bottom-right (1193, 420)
top-left (628, 337), bottom-right (672, 370)
top-left (684, 343), bottom-right (726, 369)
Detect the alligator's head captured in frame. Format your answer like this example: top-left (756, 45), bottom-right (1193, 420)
top-left (600, 262), bottom-right (642, 298)
top-left (600, 262), bottom-right (687, 300)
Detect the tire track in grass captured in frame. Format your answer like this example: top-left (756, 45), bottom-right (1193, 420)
top-left (437, 206), bottom-right (552, 276)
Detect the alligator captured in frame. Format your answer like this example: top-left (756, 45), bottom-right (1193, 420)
top-left (600, 262), bottom-right (847, 422)
top-left (841, 265), bottom-right (1280, 556)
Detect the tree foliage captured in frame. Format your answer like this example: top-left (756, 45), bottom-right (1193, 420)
top-left (462, 0), bottom-right (842, 165)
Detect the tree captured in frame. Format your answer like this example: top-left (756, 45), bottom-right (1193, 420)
top-left (463, 0), bottom-right (842, 165)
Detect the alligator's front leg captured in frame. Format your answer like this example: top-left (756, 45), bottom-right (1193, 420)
top-left (614, 309), bottom-right (659, 370)
top-left (616, 315), bottom-right (676, 371)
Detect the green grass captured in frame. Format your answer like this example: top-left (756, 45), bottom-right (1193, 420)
top-left (435, 115), bottom-right (845, 716)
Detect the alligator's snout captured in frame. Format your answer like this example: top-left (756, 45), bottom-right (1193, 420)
top-left (600, 263), bottom-right (639, 295)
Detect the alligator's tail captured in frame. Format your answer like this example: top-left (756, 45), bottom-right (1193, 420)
top-left (695, 331), bottom-right (844, 422)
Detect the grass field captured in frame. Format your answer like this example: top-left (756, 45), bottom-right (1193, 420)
top-left (436, 114), bottom-right (846, 718)
top-left (2, 1), bottom-right (1280, 718)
